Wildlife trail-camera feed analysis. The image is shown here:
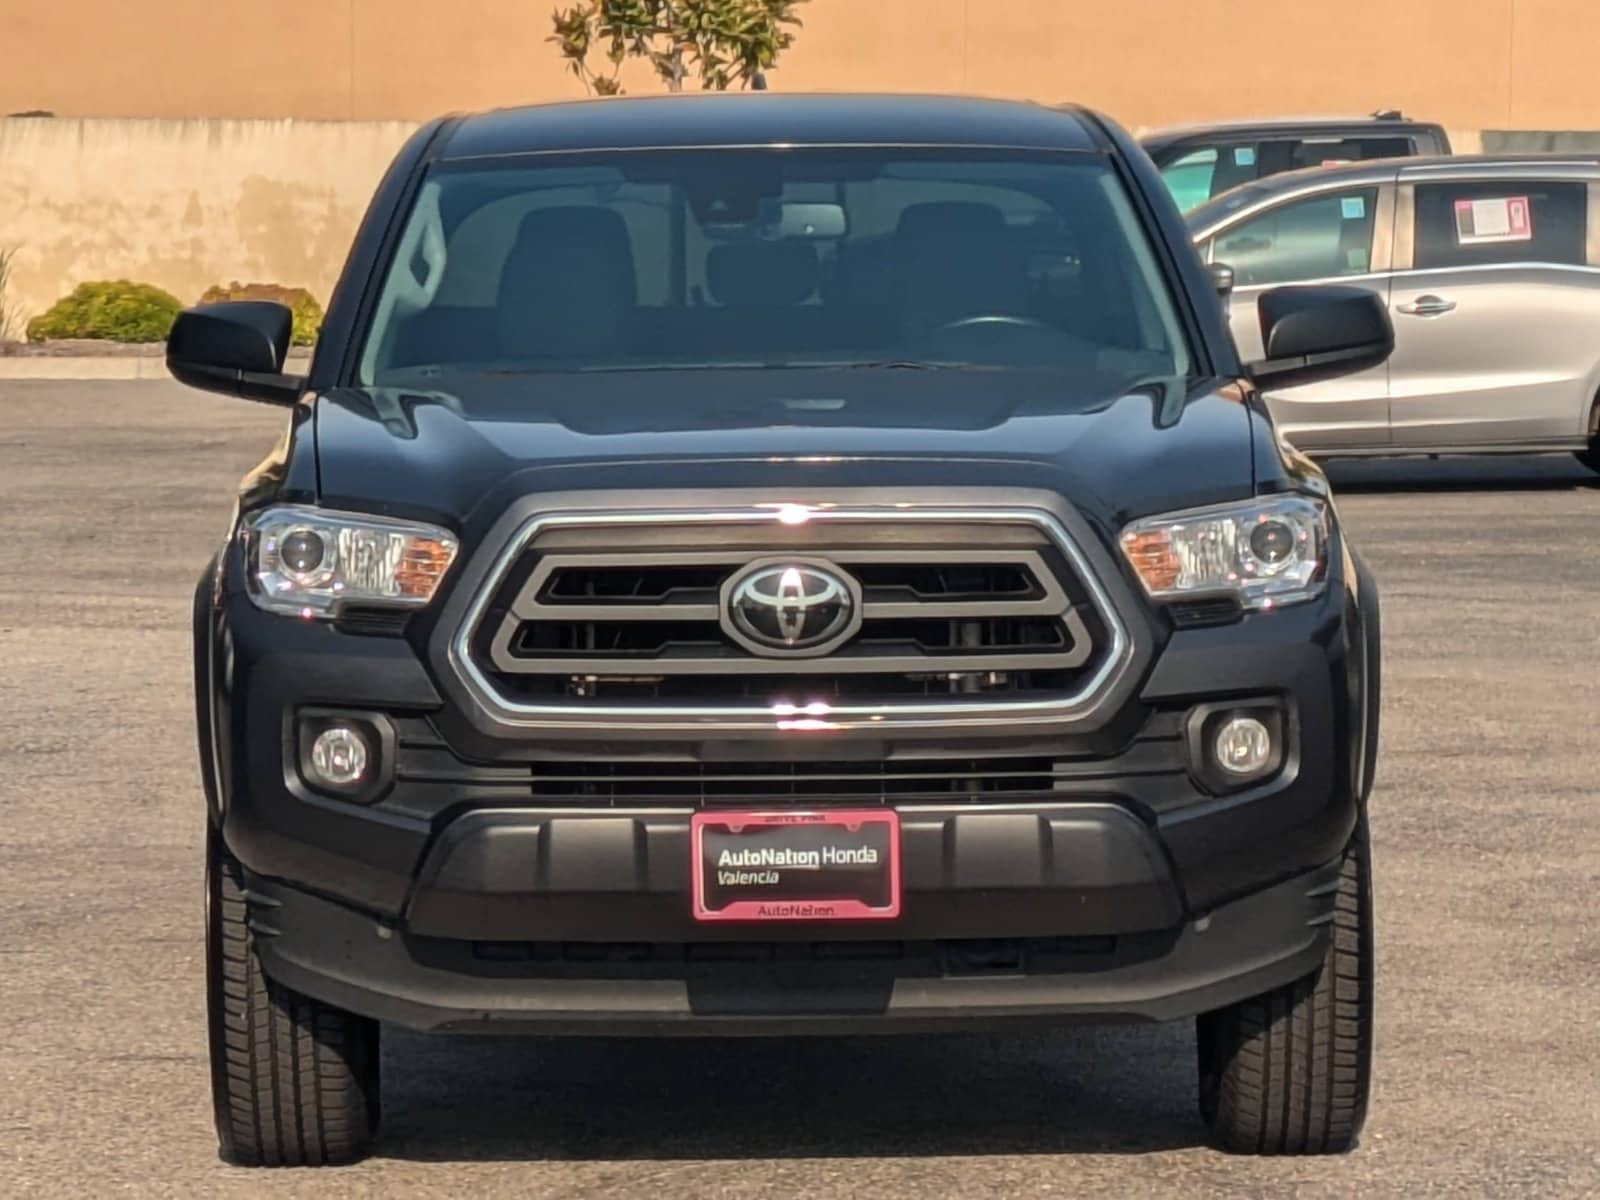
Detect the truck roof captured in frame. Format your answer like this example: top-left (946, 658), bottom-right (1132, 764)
top-left (440, 93), bottom-right (1103, 161)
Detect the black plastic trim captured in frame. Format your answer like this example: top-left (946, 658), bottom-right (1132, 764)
top-left (1183, 699), bottom-right (1290, 796)
top-left (288, 708), bottom-right (398, 806)
top-left (246, 856), bottom-right (1340, 1035)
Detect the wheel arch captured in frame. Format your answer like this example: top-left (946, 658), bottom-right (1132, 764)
top-left (1350, 548), bottom-right (1382, 807)
top-left (193, 555), bottom-right (223, 826)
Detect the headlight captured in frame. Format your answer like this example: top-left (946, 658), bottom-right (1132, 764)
top-left (243, 505), bottom-right (458, 617)
top-left (1118, 495), bottom-right (1328, 611)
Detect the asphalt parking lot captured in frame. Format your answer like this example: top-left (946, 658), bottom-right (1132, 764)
top-left (2, 379), bottom-right (1597, 1197)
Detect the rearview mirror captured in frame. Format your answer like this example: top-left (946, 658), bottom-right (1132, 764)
top-left (774, 201), bottom-right (847, 239)
top-left (1245, 285), bottom-right (1393, 389)
top-left (166, 301), bottom-right (305, 405)
top-left (1208, 262), bottom-right (1235, 298)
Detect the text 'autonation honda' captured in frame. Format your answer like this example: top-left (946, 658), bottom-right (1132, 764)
top-left (173, 95), bottom-right (1391, 1164)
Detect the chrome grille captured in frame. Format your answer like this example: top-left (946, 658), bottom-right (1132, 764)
top-left (450, 506), bottom-right (1132, 732)
top-left (486, 548), bottom-right (1092, 688)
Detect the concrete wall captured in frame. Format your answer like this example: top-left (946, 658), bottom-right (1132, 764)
top-left (4, 0), bottom-right (1600, 130)
top-left (0, 118), bottom-right (416, 332)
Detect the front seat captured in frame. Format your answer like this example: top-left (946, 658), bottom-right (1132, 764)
top-left (899, 229), bottom-right (1032, 342)
top-left (496, 206), bottom-right (637, 362)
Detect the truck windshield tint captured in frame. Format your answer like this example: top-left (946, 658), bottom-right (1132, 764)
top-left (358, 150), bottom-right (1192, 385)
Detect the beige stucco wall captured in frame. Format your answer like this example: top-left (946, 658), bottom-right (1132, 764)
top-left (3, 0), bottom-right (1599, 130)
top-left (0, 118), bottom-right (417, 332)
top-left (0, 0), bottom-right (1591, 331)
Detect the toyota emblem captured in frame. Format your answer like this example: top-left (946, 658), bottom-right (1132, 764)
top-left (721, 559), bottom-right (861, 657)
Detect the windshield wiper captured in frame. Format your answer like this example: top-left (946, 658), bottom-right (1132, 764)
top-left (835, 360), bottom-right (993, 371)
top-left (465, 360), bottom-right (997, 375)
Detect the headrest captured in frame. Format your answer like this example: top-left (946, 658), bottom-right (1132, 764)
top-left (501, 206), bottom-right (636, 300)
top-left (496, 205), bottom-right (636, 358)
top-left (510, 206), bottom-right (631, 260)
top-left (894, 201), bottom-right (1006, 242)
top-left (706, 240), bottom-right (820, 308)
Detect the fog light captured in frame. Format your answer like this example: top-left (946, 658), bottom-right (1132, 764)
top-left (310, 725), bottom-right (369, 788)
top-left (1213, 715), bottom-right (1273, 777)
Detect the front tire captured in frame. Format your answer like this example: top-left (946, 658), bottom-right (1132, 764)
top-left (1196, 818), bottom-right (1375, 1154)
top-left (1577, 439), bottom-right (1599, 474)
top-left (206, 826), bottom-right (380, 1166)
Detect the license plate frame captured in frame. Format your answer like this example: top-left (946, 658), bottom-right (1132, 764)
top-left (690, 808), bottom-right (901, 923)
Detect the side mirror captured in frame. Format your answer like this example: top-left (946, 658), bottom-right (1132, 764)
top-left (166, 301), bottom-right (305, 405)
top-left (1245, 285), bottom-right (1393, 389)
top-left (1207, 262), bottom-right (1235, 298)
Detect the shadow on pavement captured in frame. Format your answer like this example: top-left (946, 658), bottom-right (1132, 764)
top-left (375, 1024), bottom-right (1203, 1162)
top-left (1322, 453), bottom-right (1598, 494)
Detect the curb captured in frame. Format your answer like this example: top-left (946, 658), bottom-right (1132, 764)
top-left (0, 355), bottom-right (314, 382)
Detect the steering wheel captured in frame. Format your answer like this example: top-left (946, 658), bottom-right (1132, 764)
top-left (938, 314), bottom-right (1052, 333)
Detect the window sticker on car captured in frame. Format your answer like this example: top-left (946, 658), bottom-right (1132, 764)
top-left (1341, 196), bottom-right (1366, 220)
top-left (1454, 196), bottom-right (1532, 244)
top-left (1234, 146), bottom-right (1256, 166)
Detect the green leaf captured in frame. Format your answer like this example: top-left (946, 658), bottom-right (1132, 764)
top-left (549, 0), bottom-right (810, 94)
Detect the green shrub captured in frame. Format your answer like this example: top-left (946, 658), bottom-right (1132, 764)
top-left (200, 282), bottom-right (323, 347)
top-left (26, 280), bottom-right (184, 343)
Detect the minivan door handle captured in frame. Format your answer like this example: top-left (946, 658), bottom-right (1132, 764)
top-left (1396, 294), bottom-right (1457, 317)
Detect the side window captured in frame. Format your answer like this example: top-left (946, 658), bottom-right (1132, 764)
top-left (1287, 137), bottom-right (1415, 170)
top-left (1413, 181), bottom-right (1587, 269)
top-left (1160, 149), bottom-right (1218, 213)
top-left (1209, 188), bottom-right (1380, 287)
top-left (1159, 143), bottom-right (1262, 212)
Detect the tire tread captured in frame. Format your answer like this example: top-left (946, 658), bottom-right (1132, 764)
top-left (1198, 823), bottom-right (1374, 1155)
top-left (207, 832), bottom-right (378, 1166)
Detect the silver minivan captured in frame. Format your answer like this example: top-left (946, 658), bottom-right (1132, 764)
top-left (1187, 156), bottom-right (1600, 471)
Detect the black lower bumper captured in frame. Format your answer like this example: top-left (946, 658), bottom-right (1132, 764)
top-left (246, 855), bottom-right (1340, 1036)
top-left (403, 802), bottom-right (1182, 942)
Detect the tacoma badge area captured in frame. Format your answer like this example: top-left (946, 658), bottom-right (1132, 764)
top-left (172, 95), bottom-right (1391, 1165)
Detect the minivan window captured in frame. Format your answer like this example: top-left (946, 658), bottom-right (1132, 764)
top-left (1412, 180), bottom-right (1588, 269)
top-left (358, 150), bottom-right (1193, 385)
top-left (1207, 188), bottom-right (1380, 286)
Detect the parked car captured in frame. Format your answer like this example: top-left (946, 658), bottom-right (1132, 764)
top-left (1188, 155), bottom-right (1600, 468)
top-left (1143, 112), bottom-right (1451, 212)
top-left (171, 93), bottom-right (1389, 1164)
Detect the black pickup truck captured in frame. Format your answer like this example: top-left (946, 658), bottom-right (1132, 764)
top-left (172, 94), bottom-right (1390, 1164)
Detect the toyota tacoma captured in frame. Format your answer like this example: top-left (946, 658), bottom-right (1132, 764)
top-left (174, 94), bottom-right (1390, 1164)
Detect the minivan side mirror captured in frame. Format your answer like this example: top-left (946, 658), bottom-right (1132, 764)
top-left (166, 301), bottom-right (305, 405)
top-left (1207, 262), bottom-right (1235, 298)
top-left (1245, 285), bottom-right (1393, 390)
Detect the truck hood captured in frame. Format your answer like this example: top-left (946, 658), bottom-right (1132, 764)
top-left (312, 367), bottom-right (1256, 539)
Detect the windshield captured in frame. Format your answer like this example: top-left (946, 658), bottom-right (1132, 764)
top-left (359, 149), bottom-right (1193, 386)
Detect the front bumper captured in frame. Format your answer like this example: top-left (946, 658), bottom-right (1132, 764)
top-left (202, 566), bottom-right (1373, 919)
top-left (197, 502), bottom-right (1378, 1031)
top-left (245, 855), bottom-right (1342, 1035)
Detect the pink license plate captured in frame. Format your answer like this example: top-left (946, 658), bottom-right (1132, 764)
top-left (691, 809), bottom-right (901, 922)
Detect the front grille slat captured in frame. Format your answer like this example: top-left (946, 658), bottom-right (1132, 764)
top-left (396, 725), bottom-right (1190, 805)
top-left (527, 756), bottom-right (1058, 802)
